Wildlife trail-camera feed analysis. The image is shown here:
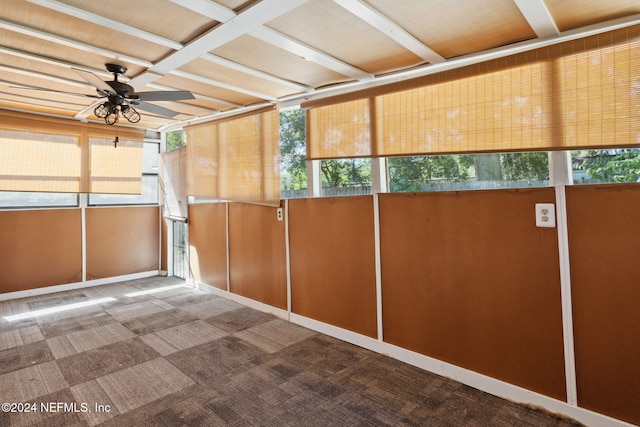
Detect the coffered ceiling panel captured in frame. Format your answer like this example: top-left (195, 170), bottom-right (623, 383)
top-left (546, 0), bottom-right (640, 32)
top-left (267, 0), bottom-right (425, 74)
top-left (211, 34), bottom-right (351, 88)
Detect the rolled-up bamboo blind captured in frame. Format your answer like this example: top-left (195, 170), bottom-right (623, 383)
top-left (0, 111), bottom-right (144, 194)
top-left (307, 98), bottom-right (373, 159)
top-left (185, 107), bottom-right (280, 206)
top-left (305, 25), bottom-right (640, 159)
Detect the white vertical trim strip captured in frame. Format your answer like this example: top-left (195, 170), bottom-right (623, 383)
top-left (371, 157), bottom-right (388, 194)
top-left (373, 194), bottom-right (383, 341)
top-left (167, 219), bottom-right (174, 277)
top-left (284, 199), bottom-right (292, 320)
top-left (158, 210), bottom-right (163, 275)
top-left (79, 193), bottom-right (88, 282)
top-left (555, 184), bottom-right (578, 406)
top-left (307, 160), bottom-right (321, 198)
top-left (81, 206), bottom-right (86, 282)
top-left (225, 202), bottom-right (230, 292)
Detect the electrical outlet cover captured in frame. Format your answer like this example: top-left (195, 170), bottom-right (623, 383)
top-left (535, 203), bottom-right (555, 228)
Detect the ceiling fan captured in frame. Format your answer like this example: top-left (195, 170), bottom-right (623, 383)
top-left (13, 63), bottom-right (194, 125)
top-left (75, 63), bottom-right (195, 125)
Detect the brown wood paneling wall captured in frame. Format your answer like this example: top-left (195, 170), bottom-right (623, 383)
top-left (0, 209), bottom-right (82, 293)
top-left (86, 206), bottom-right (159, 279)
top-left (288, 196), bottom-right (377, 338)
top-left (188, 203), bottom-right (227, 290)
top-left (228, 203), bottom-right (287, 309)
top-left (566, 184), bottom-right (640, 426)
top-left (379, 189), bottom-right (566, 400)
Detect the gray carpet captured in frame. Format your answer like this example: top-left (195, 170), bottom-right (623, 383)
top-left (0, 277), bottom-right (582, 426)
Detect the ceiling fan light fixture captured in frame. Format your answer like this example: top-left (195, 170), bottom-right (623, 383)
top-left (94, 102), bottom-right (113, 118)
top-left (121, 105), bottom-right (141, 123)
top-left (105, 110), bottom-right (119, 125)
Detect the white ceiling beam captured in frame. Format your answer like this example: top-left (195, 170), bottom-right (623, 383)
top-left (169, 0), bottom-right (352, 88)
top-left (289, 13), bottom-right (640, 107)
top-left (25, 0), bottom-right (183, 50)
top-left (0, 95), bottom-right (86, 111)
top-left (200, 53), bottom-right (314, 92)
top-left (170, 69), bottom-right (277, 101)
top-left (250, 26), bottom-right (374, 82)
top-left (169, 0), bottom-right (236, 22)
top-left (0, 46), bottom-right (118, 79)
top-left (138, 0), bottom-right (311, 78)
top-left (331, 0), bottom-right (445, 64)
top-left (513, 0), bottom-right (560, 38)
top-left (0, 20), bottom-right (152, 68)
top-left (0, 64), bottom-right (95, 90)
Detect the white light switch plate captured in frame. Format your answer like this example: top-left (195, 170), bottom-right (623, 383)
top-left (535, 203), bottom-right (555, 228)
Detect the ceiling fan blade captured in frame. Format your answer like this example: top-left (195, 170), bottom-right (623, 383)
top-left (133, 101), bottom-right (181, 117)
top-left (135, 90), bottom-right (195, 102)
top-left (10, 84), bottom-right (103, 98)
top-left (72, 67), bottom-right (113, 95)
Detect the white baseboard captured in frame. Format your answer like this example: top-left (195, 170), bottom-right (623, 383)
top-left (186, 283), bottom-right (635, 426)
top-left (0, 271), bottom-right (160, 301)
top-left (288, 313), bottom-right (636, 427)
top-left (190, 280), bottom-right (289, 319)
top-left (2, 275), bottom-right (634, 426)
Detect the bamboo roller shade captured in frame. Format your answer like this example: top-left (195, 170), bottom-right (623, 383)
top-left (305, 25), bottom-right (640, 159)
top-left (0, 111), bottom-right (144, 194)
top-left (185, 107), bottom-right (280, 206)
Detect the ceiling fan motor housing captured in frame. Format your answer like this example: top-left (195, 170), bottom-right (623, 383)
top-left (107, 80), bottom-right (134, 99)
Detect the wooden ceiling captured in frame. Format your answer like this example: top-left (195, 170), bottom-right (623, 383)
top-left (1, 0), bottom-right (639, 131)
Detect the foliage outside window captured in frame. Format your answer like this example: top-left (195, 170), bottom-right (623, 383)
top-left (321, 158), bottom-right (371, 197)
top-left (389, 152), bottom-right (549, 193)
top-left (280, 109), bottom-right (307, 199)
top-left (167, 130), bottom-right (186, 152)
top-left (572, 149), bottom-right (640, 184)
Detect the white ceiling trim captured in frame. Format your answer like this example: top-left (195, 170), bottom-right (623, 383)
top-left (26, 0), bottom-right (184, 50)
top-left (200, 53), bottom-right (314, 92)
top-left (0, 64), bottom-right (95, 90)
top-left (160, 100), bottom-right (276, 132)
top-left (169, 0), bottom-right (236, 22)
top-left (250, 26), bottom-right (374, 82)
top-left (288, 14), bottom-right (640, 108)
top-left (133, 0), bottom-right (311, 82)
top-left (0, 95), bottom-right (86, 111)
top-left (169, 69), bottom-right (277, 101)
top-left (172, 0), bottom-right (373, 82)
top-left (331, 0), bottom-right (446, 64)
top-left (0, 46), bottom-right (120, 80)
top-left (0, 20), bottom-right (153, 68)
top-left (0, 86), bottom-right (89, 106)
top-left (513, 0), bottom-right (560, 38)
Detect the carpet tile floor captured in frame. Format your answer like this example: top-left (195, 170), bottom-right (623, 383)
top-left (0, 276), bottom-right (583, 426)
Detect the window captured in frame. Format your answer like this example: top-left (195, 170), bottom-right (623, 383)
top-left (388, 152), bottom-right (549, 192)
top-left (167, 130), bottom-right (186, 151)
top-left (572, 149), bottom-right (640, 184)
top-left (0, 192), bottom-right (78, 208)
top-left (280, 109), bottom-right (307, 199)
top-left (172, 221), bottom-right (187, 279)
top-left (89, 142), bottom-right (159, 205)
top-left (321, 158), bottom-right (372, 197)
